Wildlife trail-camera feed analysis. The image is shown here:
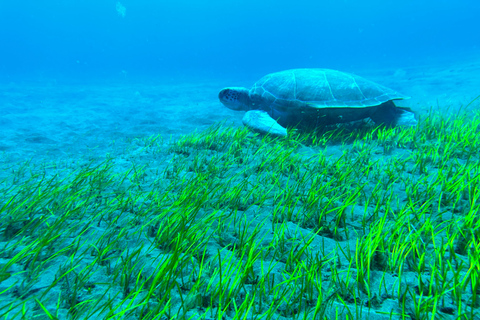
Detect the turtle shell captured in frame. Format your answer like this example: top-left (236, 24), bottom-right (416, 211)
top-left (250, 68), bottom-right (408, 109)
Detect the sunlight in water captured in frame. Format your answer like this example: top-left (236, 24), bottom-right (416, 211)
top-left (116, 2), bottom-right (126, 18)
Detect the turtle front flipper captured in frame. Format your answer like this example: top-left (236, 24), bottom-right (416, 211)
top-left (242, 110), bottom-right (287, 137)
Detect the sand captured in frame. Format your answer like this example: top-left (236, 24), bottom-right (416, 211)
top-left (0, 56), bottom-right (479, 319)
top-left (1, 56), bottom-right (479, 164)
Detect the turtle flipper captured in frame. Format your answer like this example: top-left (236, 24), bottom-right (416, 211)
top-left (370, 103), bottom-right (418, 128)
top-left (242, 110), bottom-right (287, 137)
top-left (394, 108), bottom-right (417, 127)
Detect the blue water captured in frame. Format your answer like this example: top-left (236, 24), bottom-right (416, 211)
top-left (1, 0), bottom-right (479, 80)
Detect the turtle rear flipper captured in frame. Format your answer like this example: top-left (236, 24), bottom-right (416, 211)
top-left (242, 110), bottom-right (288, 137)
top-left (370, 102), bottom-right (417, 127)
top-left (394, 108), bottom-right (417, 127)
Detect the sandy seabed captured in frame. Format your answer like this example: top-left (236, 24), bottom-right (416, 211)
top-left (0, 56), bottom-right (479, 165)
top-left (0, 57), bottom-right (479, 320)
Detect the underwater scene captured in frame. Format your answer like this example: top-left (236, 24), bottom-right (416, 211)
top-left (1, 0), bottom-right (480, 319)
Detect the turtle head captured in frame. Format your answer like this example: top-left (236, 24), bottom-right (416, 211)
top-left (218, 87), bottom-right (251, 111)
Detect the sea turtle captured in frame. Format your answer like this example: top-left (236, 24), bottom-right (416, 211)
top-left (218, 68), bottom-right (417, 137)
